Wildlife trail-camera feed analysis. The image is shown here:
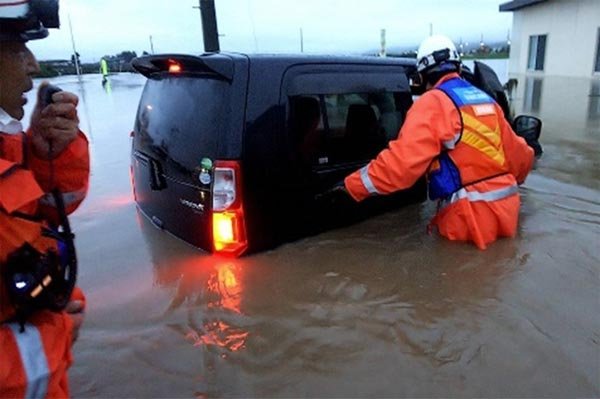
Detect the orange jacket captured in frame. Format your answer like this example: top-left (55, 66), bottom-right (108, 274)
top-left (0, 126), bottom-right (89, 398)
top-left (344, 73), bottom-right (533, 249)
top-left (0, 287), bottom-right (85, 399)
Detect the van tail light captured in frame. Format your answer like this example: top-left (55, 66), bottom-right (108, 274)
top-left (212, 161), bottom-right (248, 256)
top-left (168, 59), bottom-right (182, 74)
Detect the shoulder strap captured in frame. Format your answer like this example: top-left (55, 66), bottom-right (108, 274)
top-left (437, 77), bottom-right (495, 107)
top-left (435, 78), bottom-right (464, 149)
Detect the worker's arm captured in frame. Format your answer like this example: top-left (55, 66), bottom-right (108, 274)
top-left (344, 91), bottom-right (461, 202)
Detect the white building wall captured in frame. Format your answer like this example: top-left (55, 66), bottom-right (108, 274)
top-left (508, 0), bottom-right (600, 77)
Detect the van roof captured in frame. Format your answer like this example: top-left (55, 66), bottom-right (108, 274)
top-left (132, 52), bottom-right (417, 78)
top-left (219, 52), bottom-right (417, 67)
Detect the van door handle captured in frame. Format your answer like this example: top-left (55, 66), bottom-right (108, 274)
top-left (148, 158), bottom-right (167, 191)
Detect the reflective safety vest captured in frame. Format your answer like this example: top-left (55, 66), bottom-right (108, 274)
top-left (428, 77), bottom-right (512, 201)
top-left (1, 128), bottom-right (88, 398)
top-left (1, 130), bottom-right (89, 321)
top-left (100, 59), bottom-right (109, 76)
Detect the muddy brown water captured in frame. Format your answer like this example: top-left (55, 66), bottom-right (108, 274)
top-left (27, 72), bottom-right (599, 398)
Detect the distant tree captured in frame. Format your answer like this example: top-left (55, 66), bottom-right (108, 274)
top-left (38, 62), bottom-right (60, 78)
top-left (117, 51), bottom-right (137, 63)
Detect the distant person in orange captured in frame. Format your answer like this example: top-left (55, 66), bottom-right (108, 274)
top-left (0, 0), bottom-right (89, 397)
top-left (341, 35), bottom-right (534, 249)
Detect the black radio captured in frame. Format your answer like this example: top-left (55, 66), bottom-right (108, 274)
top-left (2, 190), bottom-right (77, 327)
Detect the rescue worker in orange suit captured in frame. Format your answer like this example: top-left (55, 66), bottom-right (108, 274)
top-left (342, 35), bottom-right (534, 249)
top-left (0, 0), bottom-right (89, 397)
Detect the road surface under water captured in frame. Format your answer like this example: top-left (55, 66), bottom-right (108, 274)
top-left (26, 69), bottom-right (599, 398)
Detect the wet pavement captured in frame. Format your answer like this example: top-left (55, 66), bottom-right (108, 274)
top-left (27, 70), bottom-right (599, 398)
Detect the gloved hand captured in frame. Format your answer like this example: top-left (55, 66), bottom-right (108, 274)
top-left (314, 180), bottom-right (348, 201)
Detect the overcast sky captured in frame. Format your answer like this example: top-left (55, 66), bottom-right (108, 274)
top-left (29, 0), bottom-right (513, 62)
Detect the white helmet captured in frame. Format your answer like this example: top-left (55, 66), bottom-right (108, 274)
top-left (0, 0), bottom-right (59, 42)
top-left (416, 34), bottom-right (461, 73)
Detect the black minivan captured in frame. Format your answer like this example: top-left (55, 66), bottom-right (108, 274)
top-left (130, 53), bottom-right (537, 256)
top-left (130, 53), bottom-right (425, 256)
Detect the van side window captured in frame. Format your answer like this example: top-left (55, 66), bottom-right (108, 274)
top-left (289, 96), bottom-right (324, 165)
top-left (288, 91), bottom-right (410, 167)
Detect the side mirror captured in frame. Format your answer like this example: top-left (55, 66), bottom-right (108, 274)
top-left (512, 115), bottom-right (543, 158)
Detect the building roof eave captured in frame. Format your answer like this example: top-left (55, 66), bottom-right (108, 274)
top-left (499, 0), bottom-right (548, 12)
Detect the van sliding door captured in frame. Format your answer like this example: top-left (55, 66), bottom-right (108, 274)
top-left (283, 67), bottom-right (413, 195)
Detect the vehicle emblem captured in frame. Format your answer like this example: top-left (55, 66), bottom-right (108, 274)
top-left (180, 198), bottom-right (205, 213)
top-left (199, 171), bottom-right (211, 185)
top-left (198, 157), bottom-right (213, 185)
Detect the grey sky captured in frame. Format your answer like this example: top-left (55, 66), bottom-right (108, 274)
top-left (29, 0), bottom-right (513, 62)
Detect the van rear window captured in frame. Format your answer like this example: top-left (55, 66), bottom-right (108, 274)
top-left (289, 91), bottom-right (412, 166)
top-left (135, 77), bottom-right (231, 165)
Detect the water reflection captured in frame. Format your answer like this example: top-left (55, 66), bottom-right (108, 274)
top-left (508, 74), bottom-right (600, 189)
top-left (588, 79), bottom-right (600, 128)
top-left (523, 77), bottom-right (543, 113)
top-left (137, 211), bottom-right (249, 354)
top-left (510, 74), bottom-right (599, 140)
top-left (102, 77), bottom-right (113, 95)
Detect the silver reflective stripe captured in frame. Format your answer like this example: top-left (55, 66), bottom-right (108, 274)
top-left (38, 189), bottom-right (86, 207)
top-left (446, 184), bottom-right (518, 206)
top-left (7, 322), bottom-right (50, 399)
top-left (442, 132), bottom-right (461, 149)
top-left (360, 165), bottom-right (380, 195)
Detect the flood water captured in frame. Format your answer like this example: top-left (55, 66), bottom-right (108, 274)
top-left (26, 68), bottom-right (599, 398)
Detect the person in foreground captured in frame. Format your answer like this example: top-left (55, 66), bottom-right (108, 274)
top-left (0, 0), bottom-right (89, 397)
top-left (342, 35), bottom-right (534, 250)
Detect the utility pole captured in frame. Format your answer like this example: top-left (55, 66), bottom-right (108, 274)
top-left (67, 11), bottom-right (81, 80)
top-left (379, 28), bottom-right (386, 57)
top-left (149, 35), bottom-right (155, 54)
top-left (193, 0), bottom-right (220, 52)
top-left (429, 23), bottom-right (433, 36)
top-left (299, 28), bottom-right (304, 53)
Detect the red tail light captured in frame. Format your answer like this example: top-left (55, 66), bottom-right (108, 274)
top-left (168, 59), bottom-right (182, 74)
top-left (212, 161), bottom-right (248, 256)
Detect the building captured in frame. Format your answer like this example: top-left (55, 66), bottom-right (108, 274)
top-left (500, 0), bottom-right (600, 78)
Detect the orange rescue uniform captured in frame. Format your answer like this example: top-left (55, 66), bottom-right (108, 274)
top-left (0, 121), bottom-right (89, 398)
top-left (344, 73), bottom-right (533, 249)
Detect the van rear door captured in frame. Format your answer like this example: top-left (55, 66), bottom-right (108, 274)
top-left (131, 54), bottom-right (247, 251)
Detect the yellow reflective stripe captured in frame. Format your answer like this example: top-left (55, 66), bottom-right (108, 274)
top-left (462, 111), bottom-right (502, 147)
top-left (7, 322), bottom-right (50, 399)
top-left (461, 111), bottom-right (505, 165)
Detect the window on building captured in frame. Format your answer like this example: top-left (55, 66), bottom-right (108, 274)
top-left (595, 28), bottom-right (600, 73)
top-left (527, 34), bottom-right (547, 71)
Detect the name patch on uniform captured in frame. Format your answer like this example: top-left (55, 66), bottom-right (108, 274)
top-left (451, 87), bottom-right (493, 105)
top-left (472, 104), bottom-right (496, 116)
